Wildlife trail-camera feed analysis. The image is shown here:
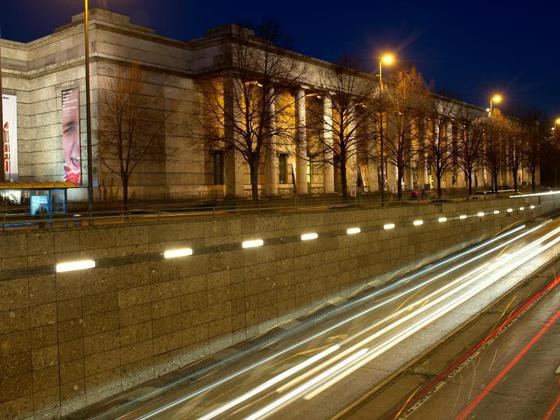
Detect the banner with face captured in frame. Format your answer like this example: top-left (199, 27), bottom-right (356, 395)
top-left (2, 94), bottom-right (18, 181)
top-left (61, 88), bottom-right (81, 185)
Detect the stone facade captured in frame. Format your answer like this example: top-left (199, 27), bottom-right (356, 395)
top-left (0, 195), bottom-right (556, 417)
top-left (0, 9), bottom-right (538, 203)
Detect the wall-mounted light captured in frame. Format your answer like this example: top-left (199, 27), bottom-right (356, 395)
top-left (383, 223), bottom-right (396, 230)
top-left (477, 212), bottom-right (485, 217)
top-left (163, 248), bottom-right (193, 259)
top-left (438, 217), bottom-right (448, 223)
top-left (56, 259), bottom-right (95, 273)
top-left (346, 227), bottom-right (361, 235)
top-left (242, 239), bottom-right (264, 249)
top-left (301, 233), bottom-right (319, 241)
top-left (413, 220), bottom-right (424, 226)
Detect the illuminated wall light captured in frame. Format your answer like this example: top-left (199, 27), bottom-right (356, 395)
top-left (460, 215), bottom-right (468, 220)
top-left (413, 220), bottom-right (424, 226)
top-left (383, 223), bottom-right (396, 230)
top-left (163, 248), bottom-right (193, 259)
top-left (507, 208), bottom-right (513, 213)
top-left (477, 212), bottom-right (485, 217)
top-left (346, 227), bottom-right (361, 235)
top-left (301, 233), bottom-right (318, 241)
top-left (519, 207), bottom-right (525, 211)
top-left (242, 239), bottom-right (264, 249)
top-left (530, 205), bottom-right (536, 209)
top-left (493, 210), bottom-right (500, 215)
top-left (438, 217), bottom-right (448, 223)
top-left (56, 259), bottom-right (95, 273)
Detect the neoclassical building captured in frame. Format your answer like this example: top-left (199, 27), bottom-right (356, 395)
top-left (0, 9), bottom-right (537, 203)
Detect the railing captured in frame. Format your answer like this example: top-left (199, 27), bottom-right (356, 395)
top-left (0, 190), bottom-right (537, 231)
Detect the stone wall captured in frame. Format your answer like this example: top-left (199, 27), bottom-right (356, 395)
top-left (0, 196), bottom-right (557, 418)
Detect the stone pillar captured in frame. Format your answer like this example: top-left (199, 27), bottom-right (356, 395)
top-left (346, 104), bottom-right (358, 195)
top-left (264, 88), bottom-right (278, 196)
top-left (295, 88), bottom-right (308, 194)
top-left (323, 95), bottom-right (335, 193)
top-left (223, 76), bottom-right (245, 198)
top-left (367, 115), bottom-right (378, 191)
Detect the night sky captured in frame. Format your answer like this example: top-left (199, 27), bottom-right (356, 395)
top-left (3, 0), bottom-right (558, 116)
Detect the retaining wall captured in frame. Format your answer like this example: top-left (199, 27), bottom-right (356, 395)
top-left (0, 195), bottom-right (558, 418)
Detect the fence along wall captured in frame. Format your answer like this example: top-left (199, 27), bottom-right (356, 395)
top-left (0, 195), bottom-right (557, 418)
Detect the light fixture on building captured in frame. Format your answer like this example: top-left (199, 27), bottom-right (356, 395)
top-left (530, 205), bottom-right (536, 209)
top-left (383, 223), bottom-right (396, 230)
top-left (163, 247), bottom-right (193, 259)
top-left (242, 239), bottom-right (264, 249)
top-left (477, 212), bottom-right (485, 217)
top-left (519, 207), bottom-right (525, 211)
top-left (493, 210), bottom-right (500, 215)
top-left (413, 220), bottom-right (424, 226)
top-left (301, 233), bottom-right (319, 241)
top-left (460, 215), bottom-right (468, 220)
top-left (507, 208), bottom-right (513, 213)
top-left (56, 259), bottom-right (95, 273)
top-left (346, 227), bottom-right (361, 235)
top-left (438, 217), bottom-right (447, 223)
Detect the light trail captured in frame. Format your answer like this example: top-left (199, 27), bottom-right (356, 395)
top-left (134, 223), bottom-right (537, 419)
top-left (198, 345), bottom-right (340, 420)
top-left (243, 226), bottom-right (560, 418)
top-left (245, 349), bottom-right (370, 420)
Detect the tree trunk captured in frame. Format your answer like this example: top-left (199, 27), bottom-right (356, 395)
top-left (122, 176), bottom-right (129, 211)
top-left (531, 170), bottom-right (536, 191)
top-left (467, 171), bottom-right (473, 196)
top-left (512, 169), bottom-right (518, 192)
top-left (340, 156), bottom-right (348, 200)
top-left (249, 160), bottom-right (259, 202)
top-left (397, 168), bottom-right (403, 200)
top-left (436, 172), bottom-right (442, 199)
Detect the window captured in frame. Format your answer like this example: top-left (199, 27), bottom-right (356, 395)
top-left (212, 151), bottom-right (224, 185)
top-left (278, 153), bottom-right (288, 184)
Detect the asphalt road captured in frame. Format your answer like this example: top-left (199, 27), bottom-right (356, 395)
top-left (86, 214), bottom-right (560, 420)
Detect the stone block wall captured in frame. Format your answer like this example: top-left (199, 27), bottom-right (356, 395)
top-left (0, 195), bottom-right (558, 418)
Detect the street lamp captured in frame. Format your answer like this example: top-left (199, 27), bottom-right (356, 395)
top-left (83, 0), bottom-right (94, 215)
top-left (378, 53), bottom-right (395, 203)
top-left (379, 53), bottom-right (395, 92)
top-left (489, 94), bottom-right (503, 115)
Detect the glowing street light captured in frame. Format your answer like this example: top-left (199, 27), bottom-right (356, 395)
top-left (489, 94), bottom-right (503, 115)
top-left (377, 52), bottom-right (396, 204)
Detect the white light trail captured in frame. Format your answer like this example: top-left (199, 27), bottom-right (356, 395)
top-left (510, 190), bottom-right (560, 198)
top-left (198, 345), bottom-right (340, 420)
top-left (460, 215), bottom-right (468, 220)
top-left (438, 217), bottom-right (448, 223)
top-left (494, 210), bottom-right (500, 215)
top-left (245, 349), bottom-right (369, 420)
top-left (135, 223), bottom-right (534, 419)
top-left (477, 212), bottom-right (485, 217)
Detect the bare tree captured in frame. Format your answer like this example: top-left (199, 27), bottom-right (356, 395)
top-left (384, 67), bottom-right (427, 200)
top-left (505, 122), bottom-right (525, 192)
top-left (481, 111), bottom-right (508, 193)
top-left (306, 58), bottom-right (375, 198)
top-left (424, 97), bottom-right (457, 198)
top-left (199, 21), bottom-right (305, 201)
top-left (521, 113), bottom-right (544, 191)
top-left (97, 64), bottom-right (166, 209)
top-left (456, 106), bottom-right (485, 195)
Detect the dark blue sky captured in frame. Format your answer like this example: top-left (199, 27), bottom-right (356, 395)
top-left (3, 0), bottom-right (558, 115)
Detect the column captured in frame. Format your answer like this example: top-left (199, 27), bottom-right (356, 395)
top-left (264, 88), bottom-right (278, 196)
top-left (223, 76), bottom-right (244, 198)
top-left (346, 103), bottom-right (358, 196)
top-left (367, 115), bottom-right (378, 191)
top-left (419, 117), bottom-right (429, 189)
top-left (323, 95), bottom-right (335, 193)
top-left (295, 87), bottom-right (308, 194)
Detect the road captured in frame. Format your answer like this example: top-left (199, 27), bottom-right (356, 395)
top-left (344, 244), bottom-right (560, 420)
top-left (85, 213), bottom-right (560, 420)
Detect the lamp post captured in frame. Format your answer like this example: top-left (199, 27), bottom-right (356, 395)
top-left (377, 53), bottom-right (395, 202)
top-left (83, 0), bottom-right (94, 214)
top-left (489, 94), bottom-right (503, 115)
